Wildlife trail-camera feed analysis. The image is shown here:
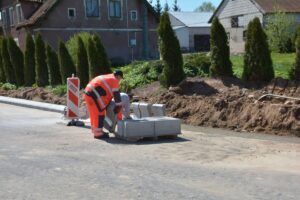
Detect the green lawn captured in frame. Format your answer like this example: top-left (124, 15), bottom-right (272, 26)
top-left (231, 53), bottom-right (296, 79)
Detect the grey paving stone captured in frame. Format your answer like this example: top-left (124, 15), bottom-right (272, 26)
top-left (151, 104), bottom-right (166, 117)
top-left (139, 103), bottom-right (152, 117)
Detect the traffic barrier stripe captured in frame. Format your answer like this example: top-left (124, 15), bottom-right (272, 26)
top-left (67, 76), bottom-right (80, 119)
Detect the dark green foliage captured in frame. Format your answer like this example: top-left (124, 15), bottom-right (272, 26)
top-left (289, 34), bottom-right (300, 80)
top-left (158, 12), bottom-right (185, 87)
top-left (76, 37), bottom-right (89, 87)
top-left (0, 38), bottom-right (5, 83)
top-left (8, 37), bottom-right (24, 86)
top-left (173, 0), bottom-right (180, 11)
top-left (92, 34), bottom-right (111, 74)
top-left (210, 17), bottom-right (233, 77)
top-left (183, 53), bottom-right (211, 77)
top-left (1, 38), bottom-right (16, 84)
top-left (35, 33), bottom-right (49, 86)
top-left (46, 43), bottom-right (61, 86)
top-left (58, 41), bottom-right (76, 84)
top-left (243, 17), bottom-right (274, 82)
top-left (24, 33), bottom-right (36, 86)
top-left (154, 0), bottom-right (162, 16)
top-left (87, 37), bottom-right (100, 79)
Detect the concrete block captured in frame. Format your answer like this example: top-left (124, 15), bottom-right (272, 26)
top-left (117, 119), bottom-right (155, 138)
top-left (144, 117), bottom-right (181, 136)
top-left (139, 103), bottom-right (152, 118)
top-left (131, 103), bottom-right (141, 118)
top-left (151, 104), bottom-right (166, 117)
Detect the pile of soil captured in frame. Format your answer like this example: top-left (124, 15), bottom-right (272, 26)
top-left (134, 77), bottom-right (300, 136)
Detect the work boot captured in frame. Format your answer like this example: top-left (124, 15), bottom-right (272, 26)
top-left (94, 132), bottom-right (110, 139)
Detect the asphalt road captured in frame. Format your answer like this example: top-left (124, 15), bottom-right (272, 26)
top-left (0, 103), bottom-right (300, 200)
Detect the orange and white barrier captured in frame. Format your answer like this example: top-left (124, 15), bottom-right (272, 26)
top-left (67, 75), bottom-right (80, 119)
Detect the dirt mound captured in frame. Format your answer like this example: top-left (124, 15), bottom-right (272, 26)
top-left (137, 77), bottom-right (300, 136)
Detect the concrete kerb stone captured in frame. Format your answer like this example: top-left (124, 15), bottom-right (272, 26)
top-left (0, 96), bottom-right (66, 114)
top-left (139, 103), bottom-right (152, 117)
top-left (131, 102), bottom-right (141, 118)
top-left (151, 104), bottom-right (166, 117)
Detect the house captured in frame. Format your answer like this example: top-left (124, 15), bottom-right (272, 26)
top-left (0, 0), bottom-right (159, 64)
top-left (168, 11), bottom-right (213, 52)
top-left (209, 0), bottom-right (300, 54)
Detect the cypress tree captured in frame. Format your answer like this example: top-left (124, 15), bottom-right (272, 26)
top-left (58, 40), bottom-right (76, 84)
top-left (35, 33), bottom-right (49, 86)
top-left (46, 43), bottom-right (62, 86)
top-left (0, 38), bottom-right (5, 83)
top-left (210, 17), bottom-right (233, 77)
top-left (243, 17), bottom-right (274, 81)
top-left (2, 38), bottom-right (16, 84)
top-left (76, 37), bottom-right (89, 87)
top-left (8, 37), bottom-right (24, 86)
top-left (87, 37), bottom-right (100, 79)
top-left (24, 33), bottom-right (36, 86)
top-left (92, 34), bottom-right (111, 74)
top-left (158, 12), bottom-right (185, 87)
top-left (289, 34), bottom-right (300, 80)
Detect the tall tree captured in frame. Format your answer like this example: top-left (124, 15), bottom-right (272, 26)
top-left (195, 1), bottom-right (216, 12)
top-left (0, 38), bottom-right (6, 83)
top-left (87, 37), bottom-right (99, 79)
top-left (243, 17), bottom-right (274, 82)
top-left (289, 33), bottom-right (300, 80)
top-left (173, 0), bottom-right (180, 11)
top-left (154, 0), bottom-right (162, 16)
top-left (164, 1), bottom-right (170, 12)
top-left (35, 33), bottom-right (49, 86)
top-left (2, 38), bottom-right (16, 84)
top-left (58, 41), bottom-right (76, 84)
top-left (8, 37), bottom-right (24, 86)
top-left (46, 43), bottom-right (62, 86)
top-left (210, 17), bottom-right (233, 77)
top-left (24, 32), bottom-right (36, 86)
top-left (92, 34), bottom-right (111, 74)
top-left (76, 37), bottom-right (89, 87)
top-left (158, 12), bottom-right (185, 87)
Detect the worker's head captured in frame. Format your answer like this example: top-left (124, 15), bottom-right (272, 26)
top-left (113, 70), bottom-right (123, 81)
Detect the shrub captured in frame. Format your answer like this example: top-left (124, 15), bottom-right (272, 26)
top-left (87, 37), bottom-right (100, 79)
top-left (210, 17), bottom-right (233, 77)
top-left (158, 12), bottom-right (185, 87)
top-left (1, 83), bottom-right (17, 90)
top-left (243, 17), bottom-right (274, 82)
top-left (51, 85), bottom-right (67, 96)
top-left (35, 33), bottom-right (49, 86)
top-left (8, 37), bottom-right (24, 86)
top-left (76, 37), bottom-right (89, 87)
top-left (24, 33), bottom-right (36, 86)
top-left (46, 43), bottom-right (62, 86)
top-left (58, 40), bottom-right (76, 84)
top-left (289, 34), bottom-right (300, 80)
top-left (0, 39), bottom-right (5, 83)
top-left (183, 53), bottom-right (210, 77)
top-left (92, 34), bottom-right (111, 74)
top-left (1, 38), bottom-right (16, 84)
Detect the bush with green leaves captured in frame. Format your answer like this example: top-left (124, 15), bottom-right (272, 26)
top-left (76, 37), bottom-right (89, 87)
top-left (158, 12), bottom-right (185, 87)
top-left (1, 38), bottom-right (16, 84)
top-left (210, 17), bottom-right (233, 77)
top-left (58, 41), bottom-right (76, 84)
top-left (8, 37), bottom-right (24, 86)
top-left (24, 33), bottom-right (36, 86)
top-left (46, 43), bottom-right (62, 86)
top-left (0, 40), bottom-right (5, 83)
top-left (1, 83), bottom-right (17, 90)
top-left (51, 85), bottom-right (67, 96)
top-left (92, 34), bottom-right (111, 74)
top-left (183, 53), bottom-right (210, 77)
top-left (35, 33), bottom-right (49, 86)
top-left (289, 34), bottom-right (300, 80)
top-left (243, 17), bottom-right (274, 82)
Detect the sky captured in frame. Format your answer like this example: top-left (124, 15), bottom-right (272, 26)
top-left (155, 0), bottom-right (222, 12)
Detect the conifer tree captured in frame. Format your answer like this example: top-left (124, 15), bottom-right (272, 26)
top-left (0, 38), bottom-right (5, 83)
top-left (173, 0), bottom-right (180, 11)
top-left (58, 41), bottom-right (76, 84)
top-left (2, 38), bottom-right (16, 84)
top-left (35, 33), bottom-right (49, 86)
top-left (76, 37), bottom-right (89, 87)
top-left (210, 17), bottom-right (233, 77)
top-left (158, 12), bottom-right (184, 87)
top-left (8, 37), bottom-right (24, 86)
top-left (154, 0), bottom-right (162, 16)
top-left (243, 17), bottom-right (274, 81)
top-left (164, 2), bottom-right (170, 12)
top-left (87, 37), bottom-right (99, 79)
top-left (92, 34), bottom-right (111, 74)
top-left (24, 33), bottom-right (36, 86)
top-left (46, 43), bottom-right (61, 86)
top-left (289, 33), bottom-right (300, 80)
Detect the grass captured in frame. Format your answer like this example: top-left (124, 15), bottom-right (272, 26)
top-left (231, 53), bottom-right (296, 79)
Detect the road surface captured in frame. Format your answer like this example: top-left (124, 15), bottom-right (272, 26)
top-left (0, 103), bottom-right (299, 200)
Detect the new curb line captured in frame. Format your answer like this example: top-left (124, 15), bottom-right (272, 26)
top-left (0, 96), bottom-right (66, 114)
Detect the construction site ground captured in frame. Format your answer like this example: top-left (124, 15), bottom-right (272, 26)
top-left (0, 103), bottom-right (299, 200)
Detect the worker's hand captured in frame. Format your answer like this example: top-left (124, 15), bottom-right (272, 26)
top-left (114, 105), bottom-right (122, 114)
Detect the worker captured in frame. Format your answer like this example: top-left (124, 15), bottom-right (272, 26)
top-left (84, 70), bottom-right (123, 139)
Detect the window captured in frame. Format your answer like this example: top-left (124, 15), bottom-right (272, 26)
top-left (16, 4), bottom-right (24, 24)
top-left (9, 7), bottom-right (14, 26)
top-left (231, 16), bottom-right (239, 28)
top-left (2, 10), bottom-right (7, 27)
top-left (109, 0), bottom-right (121, 18)
top-left (130, 10), bottom-right (137, 21)
top-left (68, 8), bottom-right (76, 18)
top-left (85, 0), bottom-right (100, 17)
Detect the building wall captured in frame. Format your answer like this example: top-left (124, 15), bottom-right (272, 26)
top-left (174, 27), bottom-right (189, 50)
top-left (188, 27), bottom-right (210, 50)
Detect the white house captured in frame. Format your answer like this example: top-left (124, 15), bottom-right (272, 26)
top-left (169, 11), bottom-right (213, 52)
top-left (209, 0), bottom-right (300, 54)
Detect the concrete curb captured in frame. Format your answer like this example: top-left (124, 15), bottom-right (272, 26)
top-left (0, 96), bottom-right (66, 114)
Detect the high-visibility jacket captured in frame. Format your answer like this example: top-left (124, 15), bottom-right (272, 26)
top-left (85, 74), bottom-right (122, 110)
